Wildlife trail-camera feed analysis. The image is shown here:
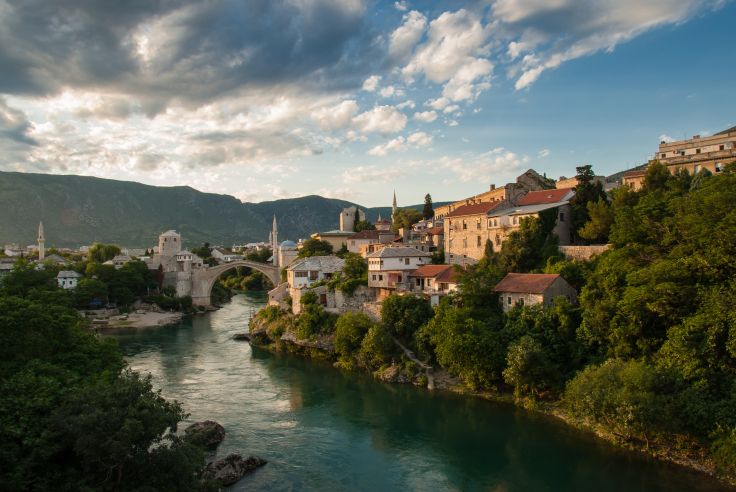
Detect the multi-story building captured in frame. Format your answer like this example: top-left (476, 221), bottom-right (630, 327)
top-left (653, 126), bottom-right (736, 175)
top-left (443, 170), bottom-right (556, 262)
top-left (408, 264), bottom-right (460, 305)
top-left (347, 229), bottom-right (397, 255)
top-left (286, 255), bottom-right (344, 289)
top-left (367, 246), bottom-right (431, 299)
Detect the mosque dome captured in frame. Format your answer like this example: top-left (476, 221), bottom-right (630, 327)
top-left (280, 240), bottom-right (297, 249)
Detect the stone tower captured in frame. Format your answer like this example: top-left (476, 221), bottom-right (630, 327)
top-left (37, 221), bottom-right (45, 261)
top-left (158, 230), bottom-right (182, 257)
top-left (271, 215), bottom-right (279, 268)
top-left (391, 190), bottom-right (398, 225)
top-left (339, 205), bottom-right (366, 232)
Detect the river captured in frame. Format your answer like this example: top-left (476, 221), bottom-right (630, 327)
top-left (113, 293), bottom-right (730, 492)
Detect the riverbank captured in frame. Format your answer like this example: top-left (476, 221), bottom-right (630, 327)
top-left (248, 309), bottom-right (736, 488)
top-left (95, 310), bottom-right (185, 332)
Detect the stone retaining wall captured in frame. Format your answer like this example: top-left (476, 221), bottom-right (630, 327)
top-left (559, 244), bottom-right (611, 261)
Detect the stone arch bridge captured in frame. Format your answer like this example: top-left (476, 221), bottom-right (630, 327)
top-left (191, 260), bottom-right (280, 307)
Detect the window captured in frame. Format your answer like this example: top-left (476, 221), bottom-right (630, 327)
top-left (416, 279), bottom-right (421, 286)
top-left (309, 271), bottom-right (318, 280)
top-left (720, 144), bottom-right (725, 151)
top-left (512, 216), bottom-right (518, 225)
top-left (517, 298), bottom-right (524, 307)
top-left (477, 236), bottom-right (481, 247)
top-left (661, 153), bottom-right (666, 158)
top-left (476, 221), bottom-right (481, 229)
top-left (495, 234), bottom-right (501, 246)
top-left (295, 271), bottom-right (308, 278)
top-left (372, 275), bottom-right (377, 281)
top-left (507, 296), bottom-right (512, 305)
top-left (405, 258), bottom-right (410, 265)
top-left (696, 148), bottom-right (701, 154)
top-left (680, 150), bottom-right (685, 156)
top-left (559, 212), bottom-right (565, 222)
top-left (378, 275), bottom-right (383, 281)
top-left (716, 163), bottom-right (724, 173)
top-left (462, 221), bottom-right (467, 230)
top-left (397, 275), bottom-right (402, 282)
top-left (694, 164), bottom-right (701, 173)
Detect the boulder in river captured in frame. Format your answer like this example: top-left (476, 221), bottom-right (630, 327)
top-left (203, 453), bottom-right (267, 486)
top-left (184, 420), bottom-right (226, 450)
top-left (232, 333), bottom-right (251, 341)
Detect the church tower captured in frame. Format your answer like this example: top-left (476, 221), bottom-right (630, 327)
top-left (271, 215), bottom-right (279, 268)
top-left (391, 190), bottom-right (398, 225)
top-left (37, 221), bottom-right (45, 261)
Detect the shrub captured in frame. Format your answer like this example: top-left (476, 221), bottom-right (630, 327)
top-left (334, 312), bottom-right (375, 358)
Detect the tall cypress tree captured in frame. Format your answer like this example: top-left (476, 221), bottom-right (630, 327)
top-left (422, 193), bottom-right (434, 220)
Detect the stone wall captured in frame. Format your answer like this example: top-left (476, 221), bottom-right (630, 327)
top-left (290, 284), bottom-right (376, 315)
top-left (558, 244), bottom-right (611, 261)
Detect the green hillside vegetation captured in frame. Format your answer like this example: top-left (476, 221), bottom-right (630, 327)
top-left (0, 171), bottom-right (445, 248)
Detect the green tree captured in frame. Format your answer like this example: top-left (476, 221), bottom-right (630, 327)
top-left (391, 208), bottom-right (423, 232)
top-left (87, 242), bottom-right (122, 263)
top-left (503, 335), bottom-right (555, 397)
top-left (422, 193), bottom-right (434, 220)
top-left (358, 324), bottom-right (395, 370)
top-left (578, 198), bottom-right (614, 243)
top-left (381, 294), bottom-right (433, 343)
top-left (74, 278), bottom-right (108, 307)
top-left (297, 238), bottom-right (334, 258)
top-left (334, 312), bottom-right (376, 359)
top-left (569, 165), bottom-right (607, 243)
top-left (354, 220), bottom-right (376, 232)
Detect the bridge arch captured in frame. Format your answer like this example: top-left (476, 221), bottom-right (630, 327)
top-left (191, 260), bottom-right (280, 307)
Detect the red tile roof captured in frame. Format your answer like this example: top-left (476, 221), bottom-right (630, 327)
top-left (426, 226), bottom-right (444, 235)
top-left (493, 273), bottom-right (561, 294)
top-left (445, 201), bottom-right (502, 218)
top-left (436, 266), bottom-right (460, 284)
top-left (352, 229), bottom-right (396, 240)
top-left (517, 188), bottom-right (573, 206)
top-left (408, 264), bottom-right (452, 278)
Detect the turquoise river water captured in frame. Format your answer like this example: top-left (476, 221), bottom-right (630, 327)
top-left (113, 293), bottom-right (731, 492)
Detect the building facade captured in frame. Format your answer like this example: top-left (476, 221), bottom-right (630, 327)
top-left (493, 273), bottom-right (577, 312)
top-left (653, 126), bottom-right (736, 175)
top-left (367, 246), bottom-right (431, 299)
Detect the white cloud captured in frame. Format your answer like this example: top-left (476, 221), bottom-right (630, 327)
top-left (380, 85), bottom-right (396, 97)
top-left (443, 104), bottom-right (460, 114)
top-left (396, 100), bottom-right (416, 109)
top-left (402, 9), bottom-right (493, 101)
top-left (311, 100), bottom-right (359, 130)
top-left (389, 10), bottom-right (427, 62)
top-left (414, 110), bottom-right (437, 122)
top-left (342, 165), bottom-right (406, 183)
top-left (538, 148), bottom-right (550, 158)
top-left (434, 147), bottom-right (528, 182)
top-left (426, 97), bottom-right (450, 110)
top-left (368, 136), bottom-right (406, 156)
top-left (496, 0), bottom-right (724, 90)
top-left (362, 75), bottom-right (382, 92)
top-left (367, 131), bottom-right (432, 156)
top-left (407, 131), bottom-right (432, 147)
top-left (394, 1), bottom-right (409, 11)
top-left (353, 105), bottom-right (407, 134)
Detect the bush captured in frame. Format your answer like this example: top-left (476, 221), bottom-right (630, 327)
top-left (296, 303), bottom-right (336, 340)
top-left (334, 312), bottom-right (375, 359)
top-left (503, 335), bottom-right (555, 397)
top-left (381, 295), bottom-right (433, 343)
top-left (564, 359), bottom-right (676, 442)
top-left (358, 325), bottom-right (395, 370)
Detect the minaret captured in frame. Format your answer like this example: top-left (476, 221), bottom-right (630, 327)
top-left (391, 190), bottom-right (398, 225)
top-left (271, 215), bottom-right (279, 268)
top-left (37, 221), bottom-right (45, 261)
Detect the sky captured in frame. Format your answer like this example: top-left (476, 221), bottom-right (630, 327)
top-left (0, 0), bottom-right (734, 207)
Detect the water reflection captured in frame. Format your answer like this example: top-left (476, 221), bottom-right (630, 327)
top-left (115, 294), bottom-right (731, 492)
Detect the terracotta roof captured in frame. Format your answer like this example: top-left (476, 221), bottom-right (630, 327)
top-left (409, 264), bottom-right (452, 278)
top-left (426, 226), bottom-right (444, 235)
top-left (436, 266), bottom-right (460, 284)
top-left (445, 201), bottom-right (502, 218)
top-left (517, 188), bottom-right (573, 206)
top-left (493, 273), bottom-right (561, 294)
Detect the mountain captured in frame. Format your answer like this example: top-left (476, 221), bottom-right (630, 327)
top-left (0, 172), bottom-right (435, 248)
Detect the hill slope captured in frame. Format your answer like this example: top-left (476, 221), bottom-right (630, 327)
top-left (0, 172), bottom-right (434, 248)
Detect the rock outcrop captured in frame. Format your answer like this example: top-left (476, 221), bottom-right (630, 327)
top-left (203, 454), bottom-right (267, 486)
top-left (184, 421), bottom-right (226, 450)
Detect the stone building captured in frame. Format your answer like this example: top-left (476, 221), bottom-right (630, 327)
top-left (278, 240), bottom-right (299, 268)
top-left (145, 230), bottom-right (205, 297)
top-left (367, 246), bottom-right (431, 299)
top-left (347, 229), bottom-right (397, 255)
top-left (408, 264), bottom-right (460, 305)
top-left (339, 205), bottom-right (366, 232)
top-left (286, 255), bottom-right (344, 290)
top-left (444, 170), bottom-right (559, 263)
top-left (311, 230), bottom-right (355, 251)
top-left (493, 273), bottom-right (577, 312)
top-left (57, 270), bottom-right (82, 290)
top-left (653, 126), bottom-right (736, 175)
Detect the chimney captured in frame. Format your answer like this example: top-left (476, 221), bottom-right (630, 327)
top-left (490, 184), bottom-right (495, 190)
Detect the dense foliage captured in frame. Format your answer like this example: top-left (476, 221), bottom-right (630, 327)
top-left (0, 267), bottom-right (212, 490)
top-left (297, 238), bottom-right (334, 258)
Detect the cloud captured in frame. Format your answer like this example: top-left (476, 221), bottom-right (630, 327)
top-left (394, 1), bottom-right (409, 11)
top-left (367, 131), bottom-right (432, 156)
top-left (402, 9), bottom-right (493, 101)
top-left (353, 105), bottom-right (407, 134)
top-left (434, 147), bottom-right (528, 182)
top-left (396, 100), bottom-right (416, 109)
top-left (0, 0), bottom-right (375, 107)
top-left (493, 0), bottom-right (724, 90)
top-left (538, 148), bottom-right (550, 158)
top-left (362, 75), bottom-right (381, 92)
top-left (311, 100), bottom-right (359, 130)
top-left (414, 110), bottom-right (438, 122)
top-left (388, 10), bottom-right (427, 62)
top-left (380, 85), bottom-right (396, 97)
top-left (0, 98), bottom-right (38, 147)
top-left (342, 165), bottom-right (406, 183)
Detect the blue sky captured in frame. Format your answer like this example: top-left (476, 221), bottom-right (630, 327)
top-left (0, 0), bottom-right (733, 207)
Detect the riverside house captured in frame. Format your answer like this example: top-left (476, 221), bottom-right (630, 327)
top-left (493, 273), bottom-right (577, 312)
top-left (367, 246), bottom-right (431, 299)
